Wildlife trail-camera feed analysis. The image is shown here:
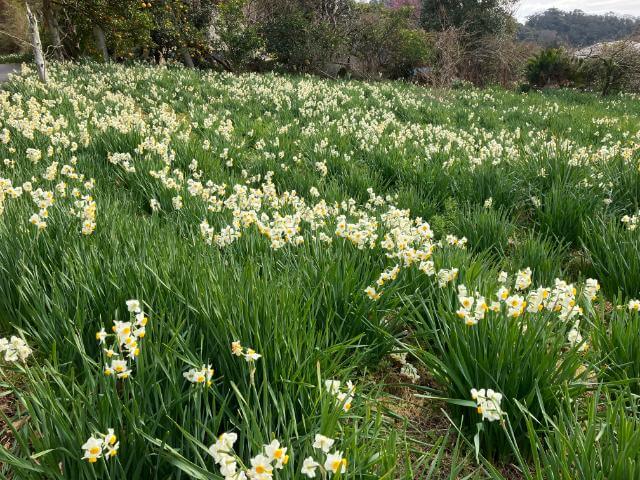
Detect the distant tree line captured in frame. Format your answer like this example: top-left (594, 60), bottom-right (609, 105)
top-left (518, 8), bottom-right (640, 48)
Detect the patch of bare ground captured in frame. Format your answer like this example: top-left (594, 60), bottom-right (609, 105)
top-left (373, 356), bottom-right (538, 480)
top-left (372, 360), bottom-right (481, 479)
top-left (0, 382), bottom-right (18, 451)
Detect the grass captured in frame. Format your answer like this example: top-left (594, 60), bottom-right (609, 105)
top-left (0, 61), bottom-right (639, 478)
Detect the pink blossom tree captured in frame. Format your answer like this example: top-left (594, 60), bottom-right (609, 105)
top-left (385, 0), bottom-right (421, 20)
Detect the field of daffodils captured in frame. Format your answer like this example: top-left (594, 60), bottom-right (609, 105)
top-left (1, 62), bottom-right (640, 479)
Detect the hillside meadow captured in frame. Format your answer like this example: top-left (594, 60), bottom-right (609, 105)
top-left (1, 62), bottom-right (640, 479)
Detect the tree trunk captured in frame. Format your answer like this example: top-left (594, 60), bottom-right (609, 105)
top-left (93, 25), bottom-right (109, 62)
top-left (26, 3), bottom-right (47, 83)
top-left (181, 46), bottom-right (195, 68)
top-left (43, 0), bottom-right (64, 60)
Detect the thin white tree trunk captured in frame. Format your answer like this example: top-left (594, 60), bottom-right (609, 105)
top-left (26, 3), bottom-right (47, 83)
top-left (93, 25), bottom-right (109, 62)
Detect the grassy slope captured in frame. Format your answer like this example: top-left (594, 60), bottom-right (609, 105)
top-left (0, 62), bottom-right (639, 478)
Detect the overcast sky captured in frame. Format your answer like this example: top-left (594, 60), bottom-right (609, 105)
top-left (514, 0), bottom-right (640, 21)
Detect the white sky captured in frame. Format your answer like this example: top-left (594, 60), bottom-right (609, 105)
top-left (514, 0), bottom-right (640, 21)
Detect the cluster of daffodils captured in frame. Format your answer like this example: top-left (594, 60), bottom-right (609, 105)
top-left (95, 299), bottom-right (148, 379)
top-left (436, 268), bottom-right (459, 287)
top-left (183, 364), bottom-right (215, 386)
top-left (232, 341), bottom-right (262, 384)
top-left (301, 434), bottom-right (347, 478)
top-left (28, 188), bottom-right (54, 230)
top-left (209, 432), bottom-right (289, 480)
top-left (3, 61), bottom-right (640, 244)
top-left (325, 379), bottom-right (355, 412)
top-left (456, 271), bottom-right (598, 351)
top-left (621, 211), bottom-right (639, 231)
top-left (0, 335), bottom-right (32, 362)
top-left (81, 429), bottom-right (119, 463)
top-left (181, 167), bottom-right (465, 302)
top-left (456, 284), bottom-right (492, 326)
top-left (567, 322), bottom-right (589, 352)
top-left (583, 278), bottom-right (601, 302)
top-left (231, 341), bottom-right (262, 362)
top-left (456, 270), bottom-right (595, 326)
top-left (471, 388), bottom-right (505, 423)
top-left (0, 137), bottom-right (97, 234)
top-left (73, 192), bottom-right (97, 235)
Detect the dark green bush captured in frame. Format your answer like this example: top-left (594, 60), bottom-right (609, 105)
top-left (526, 48), bottom-right (579, 87)
top-left (260, 3), bottom-right (345, 72)
top-left (212, 0), bottom-right (264, 70)
top-left (351, 5), bottom-right (433, 79)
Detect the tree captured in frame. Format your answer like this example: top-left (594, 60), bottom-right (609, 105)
top-left (26, 3), bottom-right (46, 81)
top-left (579, 40), bottom-right (640, 95)
top-left (421, 0), bottom-right (517, 39)
top-left (350, 4), bottom-right (432, 78)
top-left (519, 9), bottom-right (640, 48)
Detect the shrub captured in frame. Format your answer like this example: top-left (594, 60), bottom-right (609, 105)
top-left (579, 41), bottom-right (640, 95)
top-left (526, 48), bottom-right (579, 87)
top-left (212, 0), bottom-right (264, 70)
top-left (259, 1), bottom-right (346, 72)
top-left (350, 5), bottom-right (433, 79)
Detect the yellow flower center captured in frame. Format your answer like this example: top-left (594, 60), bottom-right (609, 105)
top-left (89, 447), bottom-right (100, 455)
top-left (256, 466), bottom-right (266, 474)
top-left (274, 449), bottom-right (283, 459)
top-left (88, 456), bottom-right (98, 463)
